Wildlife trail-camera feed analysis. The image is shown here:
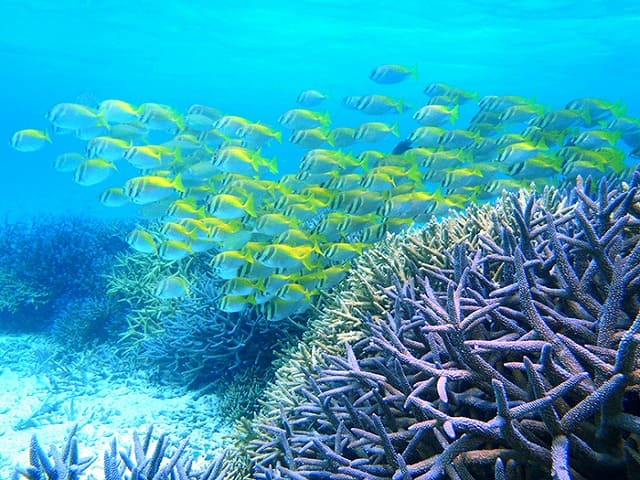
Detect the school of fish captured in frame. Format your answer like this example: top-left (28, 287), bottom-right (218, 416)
top-left (10, 63), bottom-right (640, 321)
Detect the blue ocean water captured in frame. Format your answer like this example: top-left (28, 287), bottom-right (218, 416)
top-left (1, 0), bottom-right (639, 219)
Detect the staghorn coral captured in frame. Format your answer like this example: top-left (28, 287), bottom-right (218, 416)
top-left (51, 295), bottom-right (127, 349)
top-left (107, 228), bottom-right (308, 388)
top-left (235, 188), bottom-right (555, 465)
top-left (247, 170), bottom-right (640, 479)
top-left (138, 273), bottom-right (304, 387)
top-left (0, 215), bottom-right (130, 331)
top-left (12, 425), bottom-right (228, 480)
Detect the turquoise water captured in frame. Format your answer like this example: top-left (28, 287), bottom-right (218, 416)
top-left (1, 0), bottom-right (639, 218)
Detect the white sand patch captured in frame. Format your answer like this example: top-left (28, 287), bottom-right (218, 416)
top-left (0, 333), bottom-right (233, 479)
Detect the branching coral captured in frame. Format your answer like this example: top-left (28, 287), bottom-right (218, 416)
top-left (12, 425), bottom-right (228, 480)
top-left (248, 170), bottom-right (640, 479)
top-left (0, 216), bottom-right (131, 330)
top-left (107, 229), bottom-right (309, 387)
top-left (138, 273), bottom-right (307, 388)
top-left (51, 296), bottom-right (127, 349)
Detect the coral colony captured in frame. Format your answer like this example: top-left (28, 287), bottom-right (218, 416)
top-left (7, 69), bottom-right (640, 477)
top-left (11, 171), bottom-right (640, 479)
top-left (248, 173), bottom-right (640, 479)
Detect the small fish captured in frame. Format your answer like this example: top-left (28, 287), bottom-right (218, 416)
top-left (499, 104), bottom-right (545, 123)
top-left (353, 122), bottom-right (400, 143)
top-left (74, 159), bottom-right (118, 186)
top-left (161, 222), bottom-right (195, 242)
top-left (213, 145), bottom-right (278, 175)
top-left (87, 136), bottom-right (131, 161)
top-left (478, 95), bottom-right (533, 113)
top-left (296, 90), bottom-right (328, 107)
top-left (124, 175), bottom-right (184, 205)
top-left (154, 275), bottom-right (190, 299)
top-left (166, 199), bottom-right (205, 219)
top-left (138, 103), bottom-right (183, 132)
top-left (378, 191), bottom-right (436, 218)
top-left (236, 122), bottom-right (282, 145)
top-left (413, 105), bottom-right (459, 126)
top-left (438, 129), bottom-right (478, 149)
top-left (221, 278), bottom-right (259, 297)
top-left (508, 155), bottom-right (563, 179)
top-left (253, 213), bottom-right (299, 236)
top-left (317, 265), bottom-right (350, 291)
top-left (262, 297), bottom-right (305, 321)
top-left (427, 95), bottom-right (460, 106)
top-left (124, 145), bottom-right (176, 170)
top-left (279, 109), bottom-right (331, 130)
top-left (497, 141), bottom-right (549, 165)
top-left (99, 187), bottom-right (130, 207)
top-left (164, 133), bottom-right (202, 152)
top-left (529, 109), bottom-right (590, 130)
top-left (10, 129), bottom-right (51, 152)
top-left (423, 84), bottom-right (476, 103)
top-left (187, 104), bottom-right (222, 119)
top-left (290, 128), bottom-right (331, 148)
top-left (98, 99), bottom-right (139, 124)
top-left (254, 244), bottom-right (321, 272)
top-left (214, 115), bottom-right (252, 136)
top-left (328, 127), bottom-right (357, 147)
top-left (219, 295), bottom-right (254, 313)
top-left (185, 113), bottom-right (216, 131)
top-left (369, 64), bottom-right (417, 84)
top-left (109, 122), bottom-right (150, 141)
top-left (211, 250), bottom-right (254, 279)
top-left (322, 242), bottom-right (368, 263)
top-left (126, 228), bottom-right (157, 254)
top-left (198, 128), bottom-right (228, 147)
top-left (207, 193), bottom-right (257, 219)
top-left (408, 126), bottom-right (447, 148)
top-left (274, 229), bottom-right (315, 247)
top-left (158, 239), bottom-right (192, 260)
top-left (46, 103), bottom-right (105, 130)
top-left (276, 282), bottom-right (316, 303)
top-left (53, 152), bottom-right (85, 172)
top-left (356, 94), bottom-right (407, 115)
top-left (565, 97), bottom-right (626, 123)
top-left (565, 129), bottom-right (621, 149)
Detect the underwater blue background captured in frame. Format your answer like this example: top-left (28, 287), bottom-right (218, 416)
top-left (1, 0), bottom-right (639, 219)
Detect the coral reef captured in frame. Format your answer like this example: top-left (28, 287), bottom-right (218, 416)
top-left (0, 216), bottom-right (130, 331)
top-left (51, 296), bottom-right (127, 349)
top-left (12, 425), bottom-right (228, 480)
top-left (138, 273), bottom-right (306, 388)
top-left (107, 238), bottom-right (308, 388)
top-left (246, 171), bottom-right (640, 479)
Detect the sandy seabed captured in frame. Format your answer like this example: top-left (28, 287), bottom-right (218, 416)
top-left (0, 332), bottom-right (233, 479)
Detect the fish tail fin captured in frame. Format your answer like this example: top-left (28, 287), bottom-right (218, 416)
top-left (321, 111), bottom-right (332, 128)
top-left (391, 122), bottom-right (401, 137)
top-left (612, 99), bottom-right (627, 117)
top-left (275, 130), bottom-right (283, 143)
top-left (411, 64), bottom-right (419, 80)
top-left (244, 194), bottom-right (257, 217)
top-left (451, 105), bottom-right (460, 124)
top-left (172, 173), bottom-right (185, 193)
top-left (407, 164), bottom-right (423, 186)
top-left (267, 155), bottom-right (279, 174)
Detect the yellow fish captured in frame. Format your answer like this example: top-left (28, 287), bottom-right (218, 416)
top-left (124, 175), bottom-right (184, 205)
top-left (154, 275), bottom-right (190, 299)
top-left (74, 159), bottom-right (117, 186)
top-left (10, 129), bottom-right (51, 152)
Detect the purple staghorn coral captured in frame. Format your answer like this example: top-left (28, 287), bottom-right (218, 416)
top-left (250, 170), bottom-right (640, 480)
